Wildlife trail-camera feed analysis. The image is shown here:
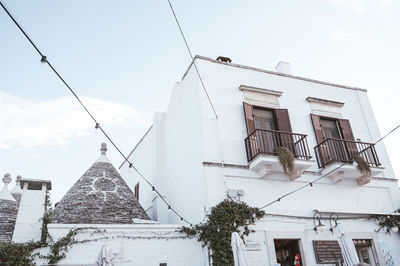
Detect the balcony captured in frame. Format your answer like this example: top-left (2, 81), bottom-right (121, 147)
top-left (245, 129), bottom-right (313, 179)
top-left (314, 138), bottom-right (383, 184)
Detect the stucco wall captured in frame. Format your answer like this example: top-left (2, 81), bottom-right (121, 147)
top-left (120, 126), bottom-right (156, 219)
top-left (35, 224), bottom-right (209, 266)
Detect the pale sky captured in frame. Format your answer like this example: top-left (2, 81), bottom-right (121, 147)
top-left (1, 0), bottom-right (400, 203)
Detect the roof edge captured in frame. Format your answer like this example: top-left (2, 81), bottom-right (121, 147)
top-left (182, 55), bottom-right (367, 92)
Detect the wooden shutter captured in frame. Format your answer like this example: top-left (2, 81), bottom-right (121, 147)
top-left (274, 109), bottom-right (292, 132)
top-left (310, 114), bottom-right (324, 144)
top-left (243, 102), bottom-right (255, 135)
top-left (338, 119), bottom-right (358, 158)
top-left (274, 109), bottom-right (294, 154)
top-left (338, 119), bottom-right (355, 141)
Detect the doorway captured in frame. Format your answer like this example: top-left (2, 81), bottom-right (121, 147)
top-left (274, 239), bottom-right (303, 266)
top-left (353, 239), bottom-right (377, 266)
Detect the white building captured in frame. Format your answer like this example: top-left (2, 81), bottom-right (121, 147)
top-left (120, 56), bottom-right (400, 265)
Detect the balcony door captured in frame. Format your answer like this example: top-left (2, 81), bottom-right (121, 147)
top-left (243, 103), bottom-right (294, 160)
top-left (311, 114), bottom-right (357, 167)
top-left (320, 119), bottom-right (342, 139)
top-left (254, 108), bottom-right (277, 154)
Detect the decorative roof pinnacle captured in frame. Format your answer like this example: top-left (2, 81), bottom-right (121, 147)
top-left (1, 173), bottom-right (16, 202)
top-left (101, 143), bottom-right (107, 155)
top-left (3, 173), bottom-right (11, 185)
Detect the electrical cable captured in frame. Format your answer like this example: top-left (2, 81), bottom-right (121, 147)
top-left (0, 0), bottom-right (192, 226)
top-left (166, 0), bottom-right (218, 119)
top-left (259, 163), bottom-right (346, 210)
top-left (2, 0), bottom-right (399, 224)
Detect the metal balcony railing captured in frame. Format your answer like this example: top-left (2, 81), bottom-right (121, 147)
top-left (314, 138), bottom-right (381, 168)
top-left (245, 129), bottom-right (312, 162)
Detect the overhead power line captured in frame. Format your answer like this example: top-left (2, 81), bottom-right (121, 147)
top-left (166, 0), bottom-right (218, 119)
top-left (2, 0), bottom-right (399, 224)
top-left (0, 0), bottom-right (192, 226)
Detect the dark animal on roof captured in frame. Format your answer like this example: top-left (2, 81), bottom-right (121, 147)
top-left (216, 56), bottom-right (232, 63)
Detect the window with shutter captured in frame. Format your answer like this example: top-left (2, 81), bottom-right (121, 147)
top-left (244, 103), bottom-right (297, 160)
top-left (311, 114), bottom-right (359, 167)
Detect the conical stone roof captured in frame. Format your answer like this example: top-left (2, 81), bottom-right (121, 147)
top-left (0, 174), bottom-right (18, 242)
top-left (52, 144), bottom-right (150, 224)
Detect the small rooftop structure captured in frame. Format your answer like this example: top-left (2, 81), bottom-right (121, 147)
top-left (52, 143), bottom-right (150, 224)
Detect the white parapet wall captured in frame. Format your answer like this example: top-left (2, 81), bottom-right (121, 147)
top-left (35, 223), bottom-right (209, 266)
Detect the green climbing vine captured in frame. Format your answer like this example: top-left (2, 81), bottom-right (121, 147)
top-left (276, 146), bottom-right (295, 175)
top-left (370, 209), bottom-right (400, 233)
top-left (40, 191), bottom-right (52, 244)
top-left (181, 199), bottom-right (265, 266)
top-left (0, 191), bottom-right (85, 265)
top-left (40, 228), bottom-right (85, 264)
top-left (0, 241), bottom-right (42, 266)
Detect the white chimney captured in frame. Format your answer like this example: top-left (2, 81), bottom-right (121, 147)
top-left (275, 61), bottom-right (291, 75)
top-left (12, 178), bottom-right (51, 243)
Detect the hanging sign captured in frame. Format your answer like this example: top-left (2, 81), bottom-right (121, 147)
top-left (312, 240), bottom-right (343, 264)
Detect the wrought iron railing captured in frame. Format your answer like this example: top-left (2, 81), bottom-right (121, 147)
top-left (245, 129), bottom-right (312, 162)
top-left (314, 138), bottom-right (381, 168)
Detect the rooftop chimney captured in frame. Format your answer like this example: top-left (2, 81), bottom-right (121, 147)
top-left (275, 61), bottom-right (291, 75)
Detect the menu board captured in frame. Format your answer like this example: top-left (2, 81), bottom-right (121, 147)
top-left (312, 240), bottom-right (343, 264)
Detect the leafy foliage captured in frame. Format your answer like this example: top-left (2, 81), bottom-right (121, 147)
top-left (41, 228), bottom-right (83, 264)
top-left (0, 191), bottom-right (83, 265)
top-left (276, 147), bottom-right (295, 175)
top-left (370, 209), bottom-right (400, 233)
top-left (40, 191), bottom-right (53, 244)
top-left (353, 155), bottom-right (371, 175)
top-left (0, 241), bottom-right (41, 266)
top-left (181, 200), bottom-right (264, 266)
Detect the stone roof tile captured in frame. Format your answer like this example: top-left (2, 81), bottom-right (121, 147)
top-left (52, 144), bottom-right (150, 224)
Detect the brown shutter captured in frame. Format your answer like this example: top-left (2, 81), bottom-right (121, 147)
top-left (274, 109), bottom-right (294, 154)
top-left (338, 119), bottom-right (355, 141)
top-left (274, 109), bottom-right (292, 132)
top-left (310, 114), bottom-right (324, 144)
top-left (243, 102), bottom-right (255, 135)
top-left (339, 119), bottom-right (358, 158)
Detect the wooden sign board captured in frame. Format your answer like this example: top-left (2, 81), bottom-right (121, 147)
top-left (312, 240), bottom-right (343, 264)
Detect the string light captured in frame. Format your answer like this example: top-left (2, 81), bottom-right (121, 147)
top-left (0, 0), bottom-right (193, 226)
top-left (40, 55), bottom-right (47, 64)
top-left (2, 0), bottom-right (400, 227)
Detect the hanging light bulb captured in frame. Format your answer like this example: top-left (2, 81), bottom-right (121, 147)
top-left (40, 56), bottom-right (47, 63)
top-left (93, 123), bottom-right (100, 135)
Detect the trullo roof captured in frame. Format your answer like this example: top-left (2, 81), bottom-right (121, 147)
top-left (52, 143), bottom-right (149, 224)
